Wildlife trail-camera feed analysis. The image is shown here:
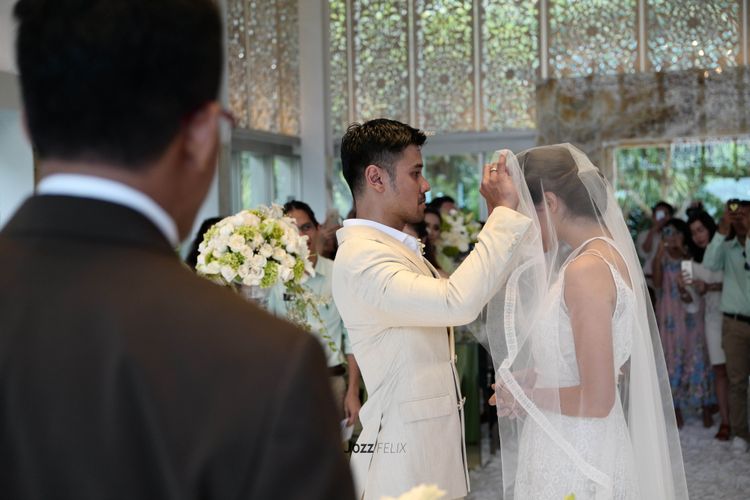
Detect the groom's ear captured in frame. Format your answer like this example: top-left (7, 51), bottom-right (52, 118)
top-left (365, 164), bottom-right (387, 193)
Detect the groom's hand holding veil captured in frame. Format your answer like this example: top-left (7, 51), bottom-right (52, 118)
top-left (481, 151), bottom-right (519, 212)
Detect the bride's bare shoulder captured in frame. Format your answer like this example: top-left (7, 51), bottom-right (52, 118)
top-left (563, 253), bottom-right (617, 304)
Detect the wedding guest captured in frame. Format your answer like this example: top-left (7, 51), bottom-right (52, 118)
top-left (703, 199), bottom-right (750, 453)
top-left (318, 209), bottom-right (343, 260)
top-left (268, 200), bottom-right (362, 427)
top-left (424, 206), bottom-right (443, 247)
top-left (687, 210), bottom-right (730, 439)
top-left (637, 201), bottom-right (674, 304)
top-left (185, 216), bottom-right (223, 270)
top-left (429, 195), bottom-right (457, 214)
top-left (653, 218), bottom-right (715, 428)
top-left (403, 219), bottom-right (448, 278)
top-left (0, 1), bottom-right (354, 499)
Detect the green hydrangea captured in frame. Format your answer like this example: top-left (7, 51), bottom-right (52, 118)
top-left (293, 258), bottom-right (306, 281)
top-left (261, 261), bottom-right (279, 288)
top-left (203, 225), bottom-right (219, 242)
top-left (235, 225), bottom-right (257, 241)
top-left (218, 252), bottom-right (244, 269)
top-left (262, 221), bottom-right (284, 241)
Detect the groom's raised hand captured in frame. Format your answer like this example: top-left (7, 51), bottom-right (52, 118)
top-left (481, 151), bottom-right (519, 213)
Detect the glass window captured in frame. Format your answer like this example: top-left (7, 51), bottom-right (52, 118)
top-left (424, 153), bottom-right (482, 215)
top-left (226, 0), bottom-right (300, 134)
top-left (614, 137), bottom-right (750, 225)
top-left (548, 0), bottom-right (637, 78)
top-left (235, 151), bottom-right (301, 210)
top-left (331, 158), bottom-right (354, 219)
top-left (647, 0), bottom-right (740, 73)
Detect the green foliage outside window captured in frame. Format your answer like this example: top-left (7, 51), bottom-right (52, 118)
top-left (615, 138), bottom-right (750, 237)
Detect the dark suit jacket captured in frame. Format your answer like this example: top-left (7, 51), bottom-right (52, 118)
top-left (0, 195), bottom-right (355, 500)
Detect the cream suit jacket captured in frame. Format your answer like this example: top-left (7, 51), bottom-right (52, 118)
top-left (332, 207), bottom-right (531, 500)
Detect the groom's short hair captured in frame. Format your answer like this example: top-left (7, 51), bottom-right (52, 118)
top-left (340, 118), bottom-right (427, 197)
top-left (14, 0), bottom-right (222, 169)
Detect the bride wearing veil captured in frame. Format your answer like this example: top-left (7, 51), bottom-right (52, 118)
top-left (484, 144), bottom-right (687, 499)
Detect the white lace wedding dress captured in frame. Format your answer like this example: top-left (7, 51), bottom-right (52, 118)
top-left (514, 238), bottom-right (640, 500)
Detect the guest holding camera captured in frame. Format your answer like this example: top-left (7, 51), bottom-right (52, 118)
top-left (637, 201), bottom-right (675, 304)
top-left (703, 199), bottom-right (750, 452)
top-left (653, 218), bottom-right (715, 429)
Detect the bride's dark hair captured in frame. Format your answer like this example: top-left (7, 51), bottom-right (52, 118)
top-left (518, 145), bottom-right (607, 219)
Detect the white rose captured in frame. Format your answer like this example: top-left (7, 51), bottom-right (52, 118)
top-left (280, 230), bottom-right (291, 247)
top-left (202, 261), bottom-right (220, 274)
top-left (228, 234), bottom-right (246, 253)
top-left (252, 234), bottom-right (264, 248)
top-left (249, 254), bottom-right (267, 270)
top-left (228, 214), bottom-right (244, 226)
top-left (211, 236), bottom-right (228, 254)
top-left (277, 254), bottom-right (291, 268)
top-left (236, 264), bottom-right (249, 279)
top-left (218, 223), bottom-right (234, 237)
top-left (272, 247), bottom-right (287, 261)
top-left (220, 265), bottom-right (237, 282)
top-left (269, 204), bottom-right (284, 218)
top-left (278, 265), bottom-right (294, 283)
top-left (259, 243), bottom-right (274, 258)
top-left (242, 267), bottom-right (263, 286)
top-left (240, 247), bottom-right (255, 260)
top-left (242, 212), bottom-right (260, 226)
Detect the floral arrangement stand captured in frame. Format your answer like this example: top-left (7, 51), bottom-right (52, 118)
top-left (436, 208), bottom-right (482, 273)
top-left (195, 204), bottom-right (320, 329)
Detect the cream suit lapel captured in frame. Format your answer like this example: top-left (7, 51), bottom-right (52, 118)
top-left (422, 255), bottom-right (441, 279)
top-left (337, 225), bottom-right (434, 277)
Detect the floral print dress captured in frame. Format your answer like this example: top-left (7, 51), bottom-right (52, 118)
top-left (656, 255), bottom-right (715, 411)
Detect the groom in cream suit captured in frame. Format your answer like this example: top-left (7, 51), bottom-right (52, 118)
top-left (332, 119), bottom-right (531, 499)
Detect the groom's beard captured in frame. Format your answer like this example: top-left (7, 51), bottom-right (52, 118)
top-left (404, 207), bottom-right (426, 225)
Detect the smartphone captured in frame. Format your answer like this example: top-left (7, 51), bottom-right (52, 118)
top-left (655, 210), bottom-right (666, 221)
top-left (681, 260), bottom-right (693, 283)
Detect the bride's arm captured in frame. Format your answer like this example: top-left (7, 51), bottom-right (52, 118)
top-left (531, 256), bottom-right (617, 418)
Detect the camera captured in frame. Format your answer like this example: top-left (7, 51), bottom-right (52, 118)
top-left (662, 226), bottom-right (676, 237)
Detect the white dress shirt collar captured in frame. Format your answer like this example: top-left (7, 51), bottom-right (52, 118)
top-left (343, 218), bottom-right (421, 256)
top-left (37, 173), bottom-right (179, 246)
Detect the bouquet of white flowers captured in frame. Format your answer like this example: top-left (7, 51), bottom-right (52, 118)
top-left (437, 208), bottom-right (481, 258)
top-left (195, 204), bottom-right (322, 330)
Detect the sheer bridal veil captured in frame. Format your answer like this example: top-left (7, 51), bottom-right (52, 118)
top-left (481, 144), bottom-right (687, 499)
